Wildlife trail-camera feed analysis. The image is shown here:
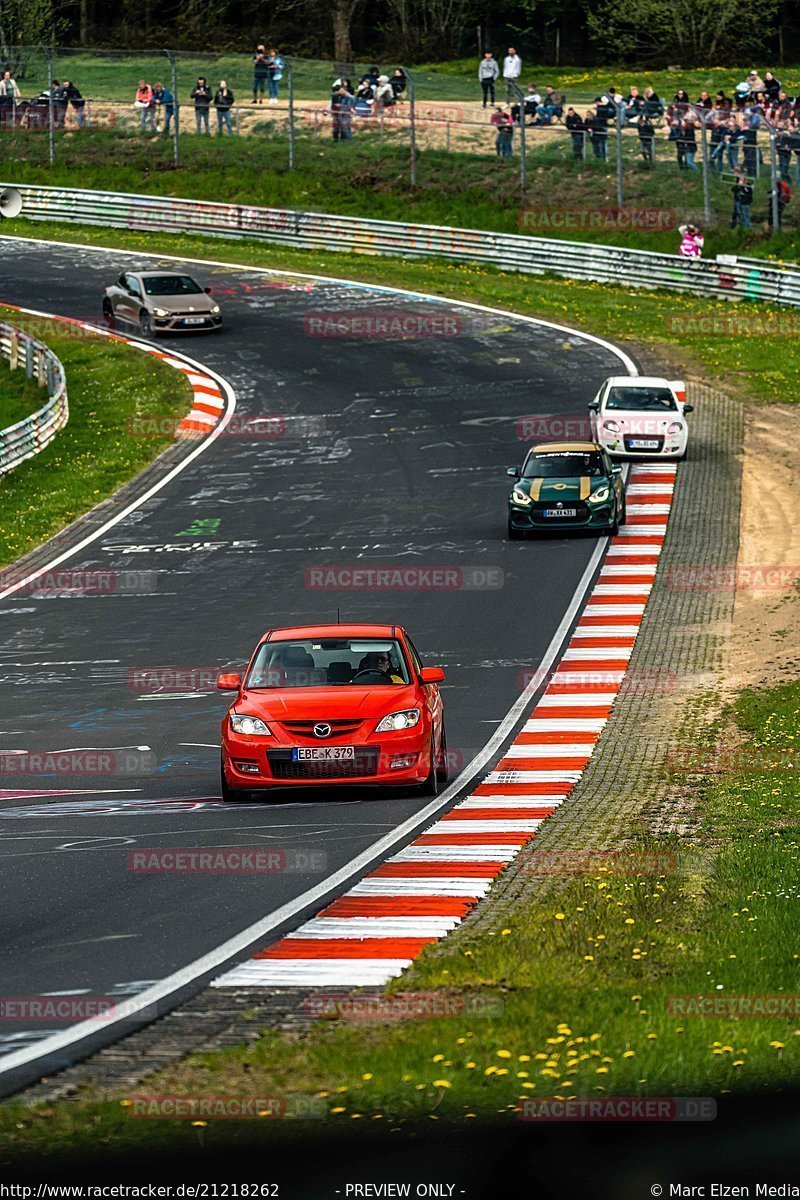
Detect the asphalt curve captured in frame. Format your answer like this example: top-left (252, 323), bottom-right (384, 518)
top-left (0, 238), bottom-right (628, 1053)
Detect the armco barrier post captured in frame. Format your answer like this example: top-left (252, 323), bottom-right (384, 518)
top-left (402, 67), bottom-right (417, 187)
top-left (509, 81), bottom-right (527, 193)
top-left (287, 61), bottom-right (295, 169)
top-left (42, 45), bottom-right (55, 165)
top-left (615, 97), bottom-right (624, 208)
top-left (164, 49), bottom-right (179, 167)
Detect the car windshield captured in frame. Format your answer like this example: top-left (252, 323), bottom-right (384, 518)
top-left (522, 452), bottom-right (604, 478)
top-left (142, 275), bottom-right (204, 296)
top-left (245, 638), bottom-right (411, 688)
top-left (606, 387), bottom-right (677, 411)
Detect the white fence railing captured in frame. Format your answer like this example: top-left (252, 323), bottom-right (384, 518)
top-left (0, 320), bottom-right (69, 475)
top-left (2, 182), bottom-right (799, 307)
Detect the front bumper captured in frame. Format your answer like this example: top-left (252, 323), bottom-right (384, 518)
top-left (222, 728), bottom-right (429, 790)
top-left (509, 499), bottom-right (617, 532)
top-left (152, 313), bottom-right (222, 333)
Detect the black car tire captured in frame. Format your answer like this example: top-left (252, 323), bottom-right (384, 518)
top-left (102, 299), bottom-right (115, 329)
top-left (220, 760), bottom-right (251, 803)
top-left (418, 735), bottom-right (440, 797)
top-left (138, 310), bottom-right (153, 338)
top-left (435, 724), bottom-right (449, 786)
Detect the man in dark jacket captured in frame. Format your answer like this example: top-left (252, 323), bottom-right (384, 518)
top-left (252, 45), bottom-right (269, 103)
top-left (61, 80), bottom-right (85, 126)
top-left (731, 174), bottom-right (753, 228)
top-left (191, 77), bottom-right (212, 134)
top-left (588, 108), bottom-right (608, 159)
top-left (214, 81), bottom-right (235, 134)
top-left (153, 82), bottom-right (174, 135)
top-left (565, 107), bottom-right (584, 159)
top-left (637, 114), bottom-right (655, 162)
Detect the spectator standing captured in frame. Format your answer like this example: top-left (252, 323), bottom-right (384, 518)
top-left (491, 105), bottom-right (513, 158)
top-left (267, 50), bottom-right (284, 104)
top-left (478, 52), bottom-right (499, 109)
top-left (726, 119), bottom-right (743, 171)
top-left (252, 45), bottom-right (269, 103)
top-left (767, 178), bottom-right (791, 229)
top-left (588, 107), bottom-right (608, 160)
top-left (331, 85), bottom-right (355, 141)
top-left (502, 48), bottom-right (521, 102)
top-left (191, 77), bottom-right (212, 134)
top-left (680, 119), bottom-right (699, 172)
top-left (637, 113), bottom-right (654, 162)
top-left (777, 124), bottom-right (793, 182)
top-left (731, 174), bottom-right (753, 229)
top-left (742, 122), bottom-right (759, 175)
top-left (134, 80), bottom-right (155, 130)
top-left (214, 80), bottom-right (235, 134)
top-left (153, 82), bottom-right (174, 135)
top-left (709, 120), bottom-right (727, 172)
top-left (667, 118), bottom-right (685, 168)
top-left (0, 71), bottom-right (20, 102)
top-left (61, 80), bottom-right (85, 127)
top-left (678, 223), bottom-right (704, 257)
top-left (565, 107), bottom-right (584, 159)
top-left (390, 70), bottom-right (406, 100)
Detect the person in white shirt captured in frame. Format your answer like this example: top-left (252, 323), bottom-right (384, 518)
top-left (503, 48), bottom-right (522, 101)
top-left (0, 71), bottom-right (20, 102)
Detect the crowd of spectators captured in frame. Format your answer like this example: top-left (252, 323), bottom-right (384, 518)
top-left (480, 58), bottom-right (800, 187)
top-left (326, 68), bottom-right (406, 139)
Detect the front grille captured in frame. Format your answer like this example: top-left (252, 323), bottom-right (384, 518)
top-left (279, 719), bottom-right (364, 738)
top-left (267, 746), bottom-right (379, 779)
top-left (624, 434), bottom-right (664, 452)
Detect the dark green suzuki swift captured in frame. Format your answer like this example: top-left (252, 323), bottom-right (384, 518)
top-left (507, 441), bottom-right (626, 539)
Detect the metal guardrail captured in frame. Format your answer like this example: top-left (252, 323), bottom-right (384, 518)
top-left (3, 182), bottom-right (800, 307)
top-left (0, 320), bottom-right (69, 475)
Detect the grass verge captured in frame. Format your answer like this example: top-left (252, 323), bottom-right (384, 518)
top-left (0, 353), bottom-right (47, 432)
top-left (0, 308), bottom-right (193, 568)
top-left (2, 130), bottom-right (799, 254)
top-left (0, 677), bottom-right (797, 1158)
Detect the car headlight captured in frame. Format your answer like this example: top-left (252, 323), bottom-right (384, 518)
top-left (375, 708), bottom-right (420, 733)
top-left (603, 420), bottom-right (620, 432)
top-left (588, 485), bottom-right (610, 504)
top-left (667, 422), bottom-right (684, 434)
top-left (510, 486), bottom-right (532, 507)
top-left (230, 713), bottom-right (272, 736)
top-left (211, 304), bottom-right (221, 314)
top-left (153, 307), bottom-right (169, 317)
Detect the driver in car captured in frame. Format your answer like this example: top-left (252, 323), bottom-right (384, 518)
top-left (358, 651), bottom-right (404, 684)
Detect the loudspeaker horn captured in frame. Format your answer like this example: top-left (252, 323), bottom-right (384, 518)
top-left (0, 188), bottom-right (23, 219)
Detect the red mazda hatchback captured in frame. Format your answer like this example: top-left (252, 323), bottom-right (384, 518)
top-left (217, 623), bottom-right (447, 801)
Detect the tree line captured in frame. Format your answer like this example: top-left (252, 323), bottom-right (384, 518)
top-left (2, 0), bottom-right (800, 69)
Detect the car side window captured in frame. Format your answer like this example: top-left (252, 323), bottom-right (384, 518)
top-left (128, 276), bottom-right (141, 296)
top-left (405, 637), bottom-right (424, 676)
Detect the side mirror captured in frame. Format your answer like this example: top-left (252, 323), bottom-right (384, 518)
top-left (612, 466), bottom-right (623, 475)
top-left (204, 286), bottom-right (212, 293)
top-left (683, 403), bottom-right (694, 413)
top-left (506, 466), bottom-right (519, 478)
top-left (420, 666), bottom-right (445, 684)
top-left (588, 399), bottom-right (599, 410)
top-left (216, 673), bottom-right (242, 691)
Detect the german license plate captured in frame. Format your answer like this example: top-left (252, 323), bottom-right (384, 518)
top-left (630, 439), bottom-right (659, 449)
top-left (293, 746), bottom-right (355, 761)
top-left (183, 317), bottom-right (205, 325)
top-left (542, 508), bottom-right (577, 518)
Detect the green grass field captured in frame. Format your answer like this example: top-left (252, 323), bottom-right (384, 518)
top-left (0, 308), bottom-right (193, 567)
top-left (9, 50), bottom-right (800, 107)
top-left (3, 130), bottom-right (799, 253)
top-left (0, 352), bottom-right (48, 432)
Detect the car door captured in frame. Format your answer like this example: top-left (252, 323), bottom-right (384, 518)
top-left (406, 634), bottom-right (443, 743)
top-left (115, 273), bottom-right (135, 325)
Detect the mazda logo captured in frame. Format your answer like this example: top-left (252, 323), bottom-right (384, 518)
top-left (313, 723), bottom-right (332, 738)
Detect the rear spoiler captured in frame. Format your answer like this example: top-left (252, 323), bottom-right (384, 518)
top-left (669, 380), bottom-right (687, 404)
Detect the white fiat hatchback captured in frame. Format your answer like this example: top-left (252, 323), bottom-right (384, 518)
top-left (589, 376), bottom-right (693, 460)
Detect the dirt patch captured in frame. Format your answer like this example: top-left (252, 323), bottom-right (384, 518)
top-left (726, 404), bottom-right (800, 691)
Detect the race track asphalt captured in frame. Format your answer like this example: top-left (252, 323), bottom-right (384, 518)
top-left (0, 238), bottom-right (630, 1052)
